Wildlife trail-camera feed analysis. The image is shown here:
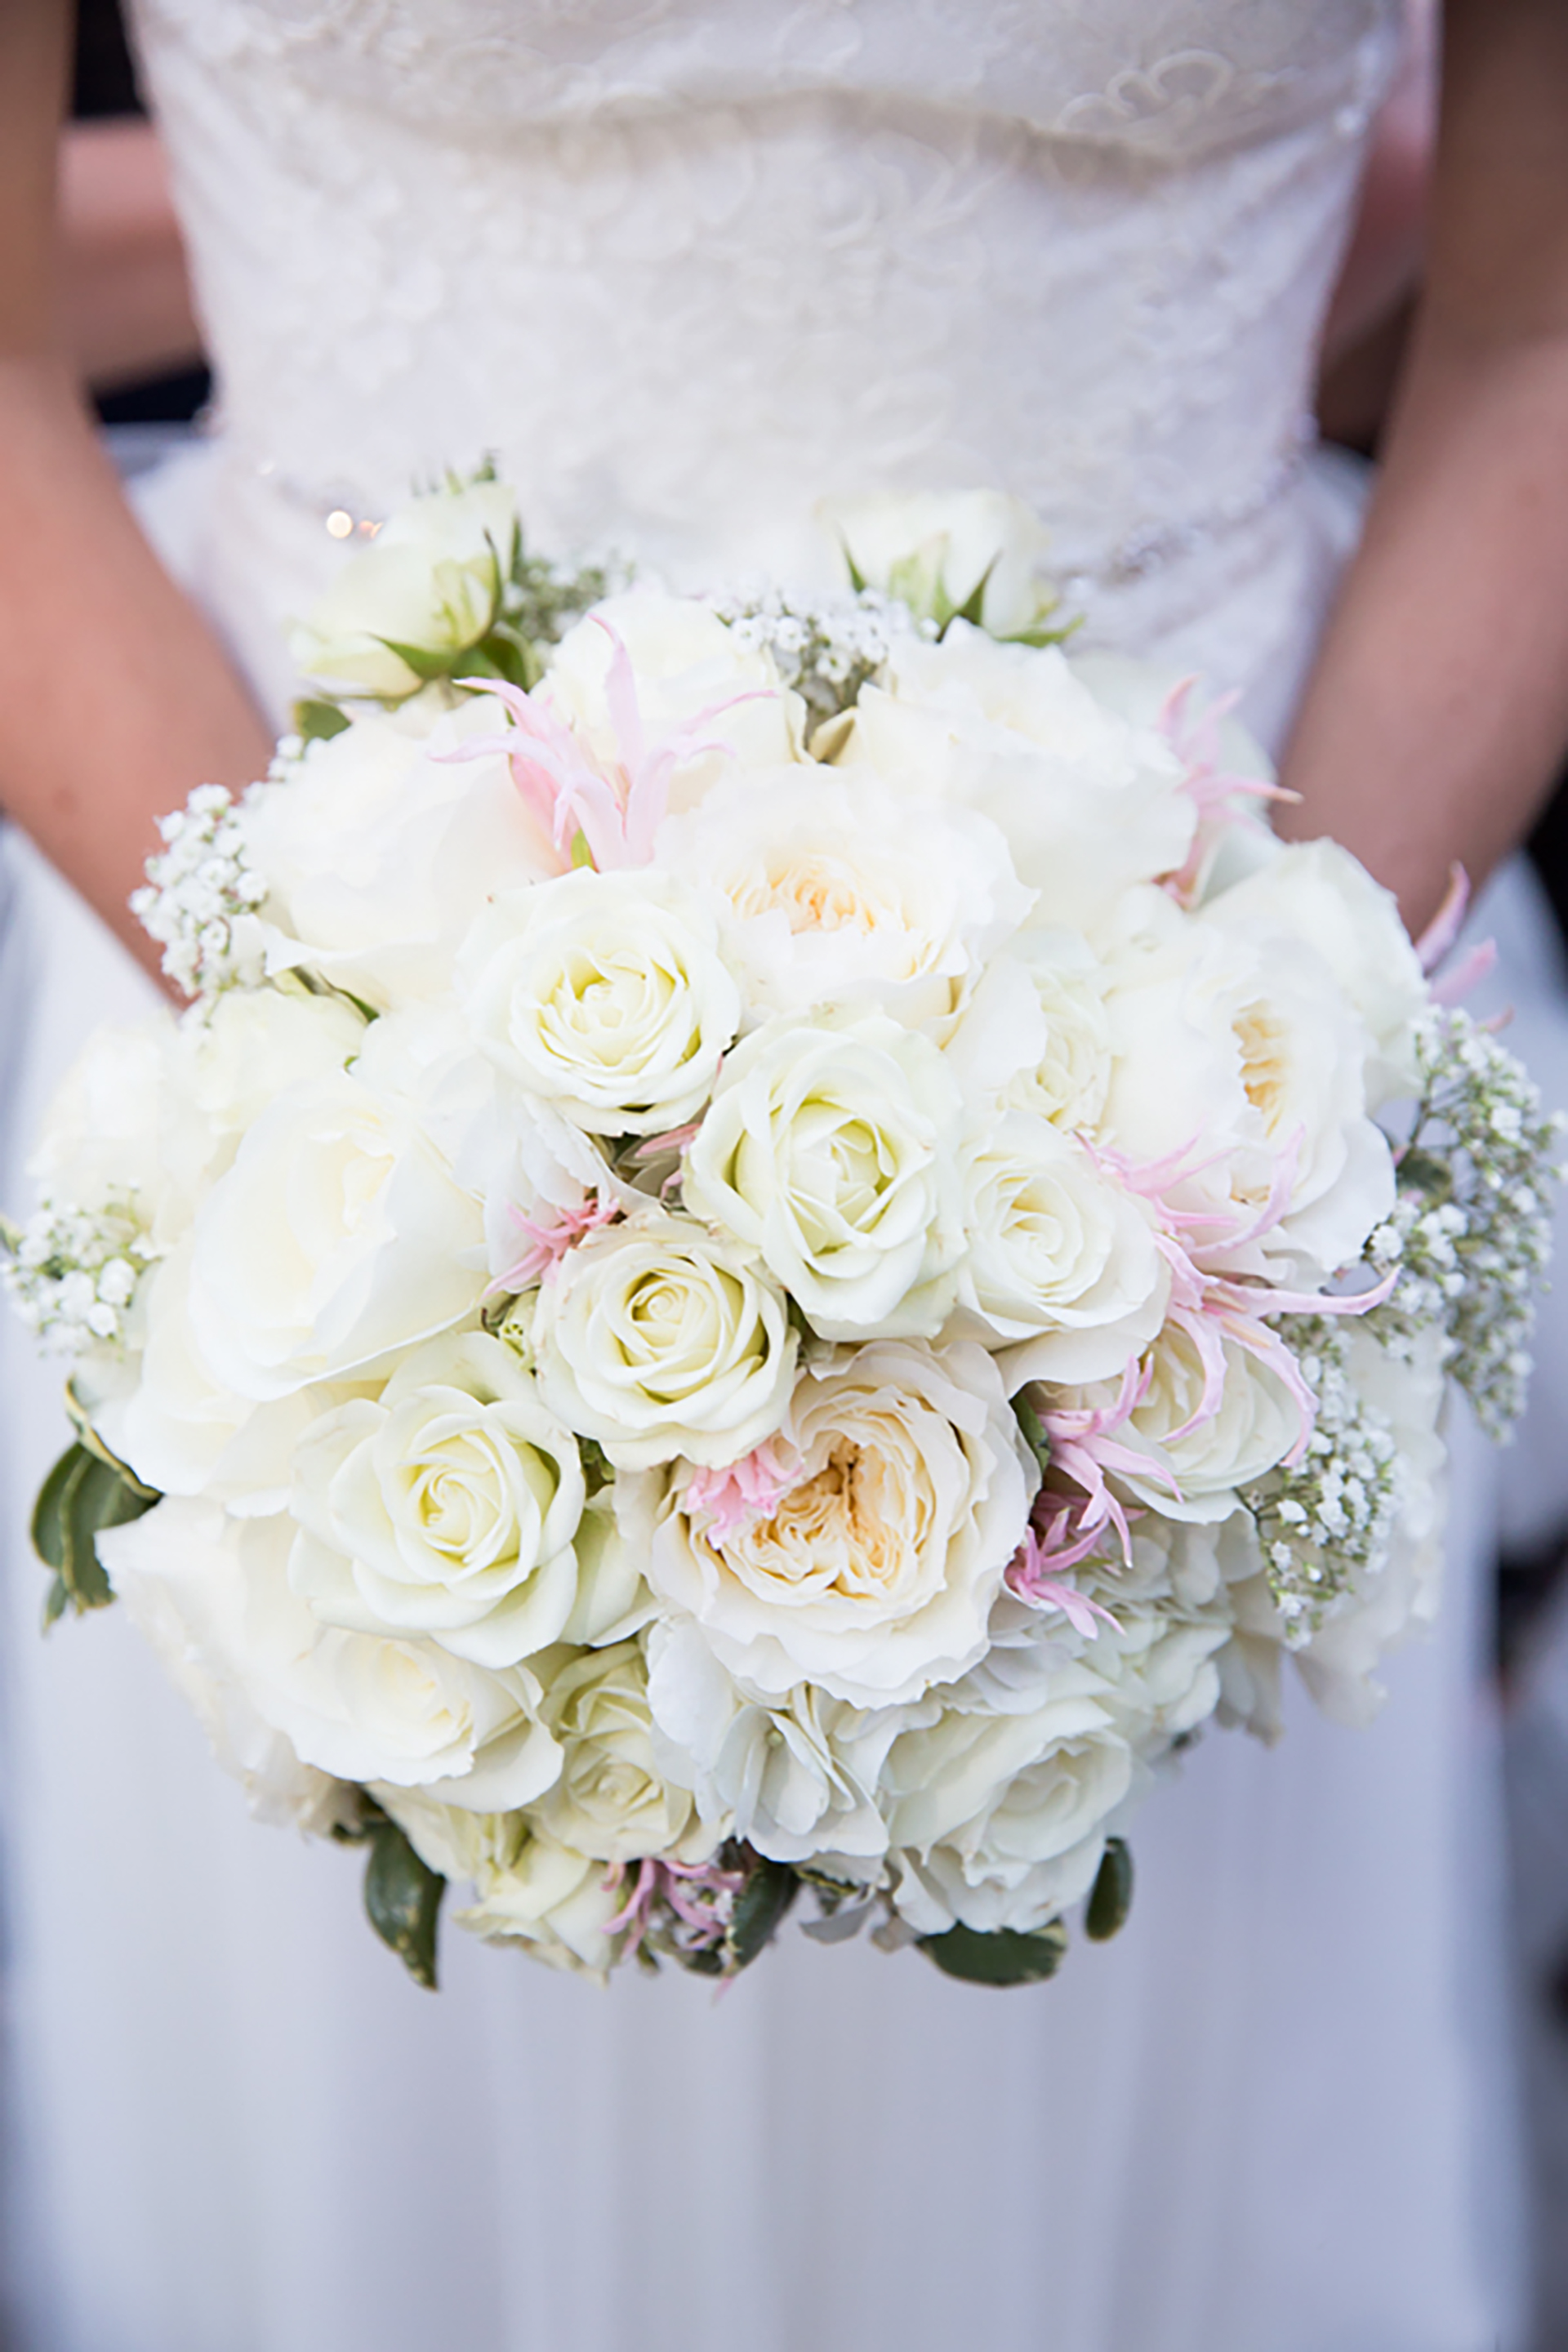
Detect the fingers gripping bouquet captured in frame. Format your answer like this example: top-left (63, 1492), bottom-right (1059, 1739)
top-left (7, 475), bottom-right (1559, 1990)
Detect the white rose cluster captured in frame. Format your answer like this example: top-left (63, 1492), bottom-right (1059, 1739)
top-left (12, 477), bottom-right (1555, 1993)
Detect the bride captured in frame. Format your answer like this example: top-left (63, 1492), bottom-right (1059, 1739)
top-left (2, 3), bottom-right (1565, 2347)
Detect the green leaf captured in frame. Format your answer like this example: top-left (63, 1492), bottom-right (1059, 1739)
top-left (372, 635), bottom-right (478, 684)
top-left (725, 1856), bottom-right (798, 1973)
top-left (918, 1920), bottom-right (1067, 1986)
top-left (948, 555), bottom-right (999, 632)
top-left (363, 1816), bottom-right (444, 1990)
top-left (473, 621), bottom-right (541, 692)
top-left (1085, 1837), bottom-right (1134, 1943)
top-left (292, 697), bottom-right (352, 743)
top-left (1014, 1395), bottom-right (1052, 1481)
top-left (32, 1440), bottom-right (158, 1621)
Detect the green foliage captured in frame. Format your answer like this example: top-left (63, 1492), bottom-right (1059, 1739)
top-left (1085, 1838), bottom-right (1134, 1943)
top-left (1014, 1393), bottom-right (1053, 1482)
top-left (363, 1812), bottom-right (445, 1991)
top-left (292, 697), bottom-right (352, 743)
top-left (918, 1919), bottom-right (1068, 1986)
top-left (725, 1857), bottom-right (799, 1973)
top-left (33, 1437), bottom-right (158, 1626)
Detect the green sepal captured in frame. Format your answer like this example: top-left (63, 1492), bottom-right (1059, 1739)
top-left (918, 1919), bottom-right (1067, 1986)
top-left (839, 539), bottom-right (869, 595)
top-left (471, 620), bottom-right (542, 692)
top-left (725, 1856), bottom-right (799, 1973)
top-left (363, 1814), bottom-right (445, 1991)
top-left (32, 1439), bottom-right (158, 1622)
top-left (372, 635), bottom-right (479, 684)
top-left (292, 697), bottom-right (352, 744)
top-left (569, 829), bottom-right (596, 871)
top-left (1085, 1836), bottom-right (1134, 1943)
top-left (1014, 1394), bottom-right (1052, 1482)
top-left (947, 555), bottom-right (998, 633)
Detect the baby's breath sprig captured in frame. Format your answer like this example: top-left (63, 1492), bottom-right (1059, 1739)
top-left (1, 1197), bottom-right (154, 1353)
top-left (1366, 1004), bottom-right (1563, 1438)
top-left (1241, 1317), bottom-right (1400, 1646)
top-left (129, 783), bottom-right (269, 1000)
top-left (712, 582), bottom-right (929, 725)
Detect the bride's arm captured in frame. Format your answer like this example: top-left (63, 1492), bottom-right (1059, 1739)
top-left (1280, 0), bottom-right (1568, 935)
top-left (0, 0), bottom-right (270, 975)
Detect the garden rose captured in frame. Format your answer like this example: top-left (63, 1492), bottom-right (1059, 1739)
top-left (625, 1340), bottom-right (1034, 1708)
top-left (290, 476), bottom-right (516, 698)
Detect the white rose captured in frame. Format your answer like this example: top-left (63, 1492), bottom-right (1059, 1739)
top-left (98, 1497), bottom-right (353, 1832)
top-left (684, 1011), bottom-right (964, 1340)
top-left (185, 1067), bottom-right (486, 1401)
top-left (624, 1339), bottom-right (1035, 1708)
top-left (842, 630), bottom-right (1193, 933)
top-left (233, 1512), bottom-right (562, 1806)
top-left (646, 1619), bottom-right (898, 1867)
top-left (531, 1207), bottom-right (797, 1470)
top-left (880, 1664), bottom-right (1130, 1936)
top-left (943, 934), bottom-right (1112, 1134)
top-left (958, 1110), bottom-right (1170, 1383)
top-left (1107, 1324), bottom-right (1307, 1518)
top-left (246, 698), bottom-right (560, 1009)
top-left (1098, 885), bottom-right (1395, 1282)
top-left (454, 1824), bottom-right (628, 1980)
top-left (542, 587), bottom-right (804, 794)
top-left (1204, 838), bottom-right (1428, 1109)
top-left (287, 1330), bottom-right (587, 1669)
top-left (290, 477), bottom-right (518, 698)
top-left (84, 1233), bottom-right (338, 1502)
top-left (825, 488), bottom-right (1060, 639)
top-left (457, 867), bottom-right (739, 1136)
top-left (532, 1638), bottom-right (709, 1864)
top-left (656, 767), bottom-right (1031, 1033)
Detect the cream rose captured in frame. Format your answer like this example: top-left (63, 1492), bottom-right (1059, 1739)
top-left (290, 476), bottom-right (517, 699)
top-left (841, 630), bottom-right (1194, 933)
top-left (455, 1823), bottom-right (629, 1980)
top-left (683, 1011), bottom-right (964, 1340)
top-left (247, 698), bottom-right (560, 1009)
top-left (958, 1110), bottom-right (1170, 1382)
top-left (288, 1331), bottom-right (588, 1669)
top-left (533, 1638), bottom-right (708, 1864)
top-left (185, 1068), bottom-right (486, 1401)
top-left (457, 867), bottom-right (739, 1135)
top-left (531, 1207), bottom-right (796, 1470)
top-left (657, 767), bottom-right (1031, 1031)
top-left (625, 1339), bottom-right (1035, 1708)
top-left (881, 1670), bottom-right (1131, 1936)
top-left (647, 1619), bottom-right (897, 1866)
top-left (1110, 1325), bottom-right (1307, 1519)
top-left (825, 488), bottom-right (1060, 640)
top-left (944, 934), bottom-right (1113, 1135)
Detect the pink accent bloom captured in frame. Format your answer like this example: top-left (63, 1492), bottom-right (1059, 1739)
top-left (488, 1192), bottom-right (621, 1294)
top-left (1155, 676), bottom-right (1295, 907)
top-left (443, 620), bottom-right (766, 871)
top-left (685, 1436), bottom-right (804, 1545)
top-left (1006, 1521), bottom-right (1122, 1637)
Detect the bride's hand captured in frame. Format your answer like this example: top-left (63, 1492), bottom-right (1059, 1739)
top-left (1281, 0), bottom-right (1568, 938)
top-left (0, 0), bottom-right (271, 980)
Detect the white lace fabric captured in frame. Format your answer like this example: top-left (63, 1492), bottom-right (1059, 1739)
top-left (126, 0), bottom-right (1399, 722)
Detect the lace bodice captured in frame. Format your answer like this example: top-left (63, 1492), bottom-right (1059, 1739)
top-left (127, 0), bottom-right (1402, 733)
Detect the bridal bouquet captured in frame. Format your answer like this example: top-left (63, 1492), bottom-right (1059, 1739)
top-left (7, 476), bottom-right (1558, 1990)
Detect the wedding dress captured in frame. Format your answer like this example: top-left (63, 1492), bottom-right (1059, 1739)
top-left (0, 4), bottom-right (1539, 2347)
